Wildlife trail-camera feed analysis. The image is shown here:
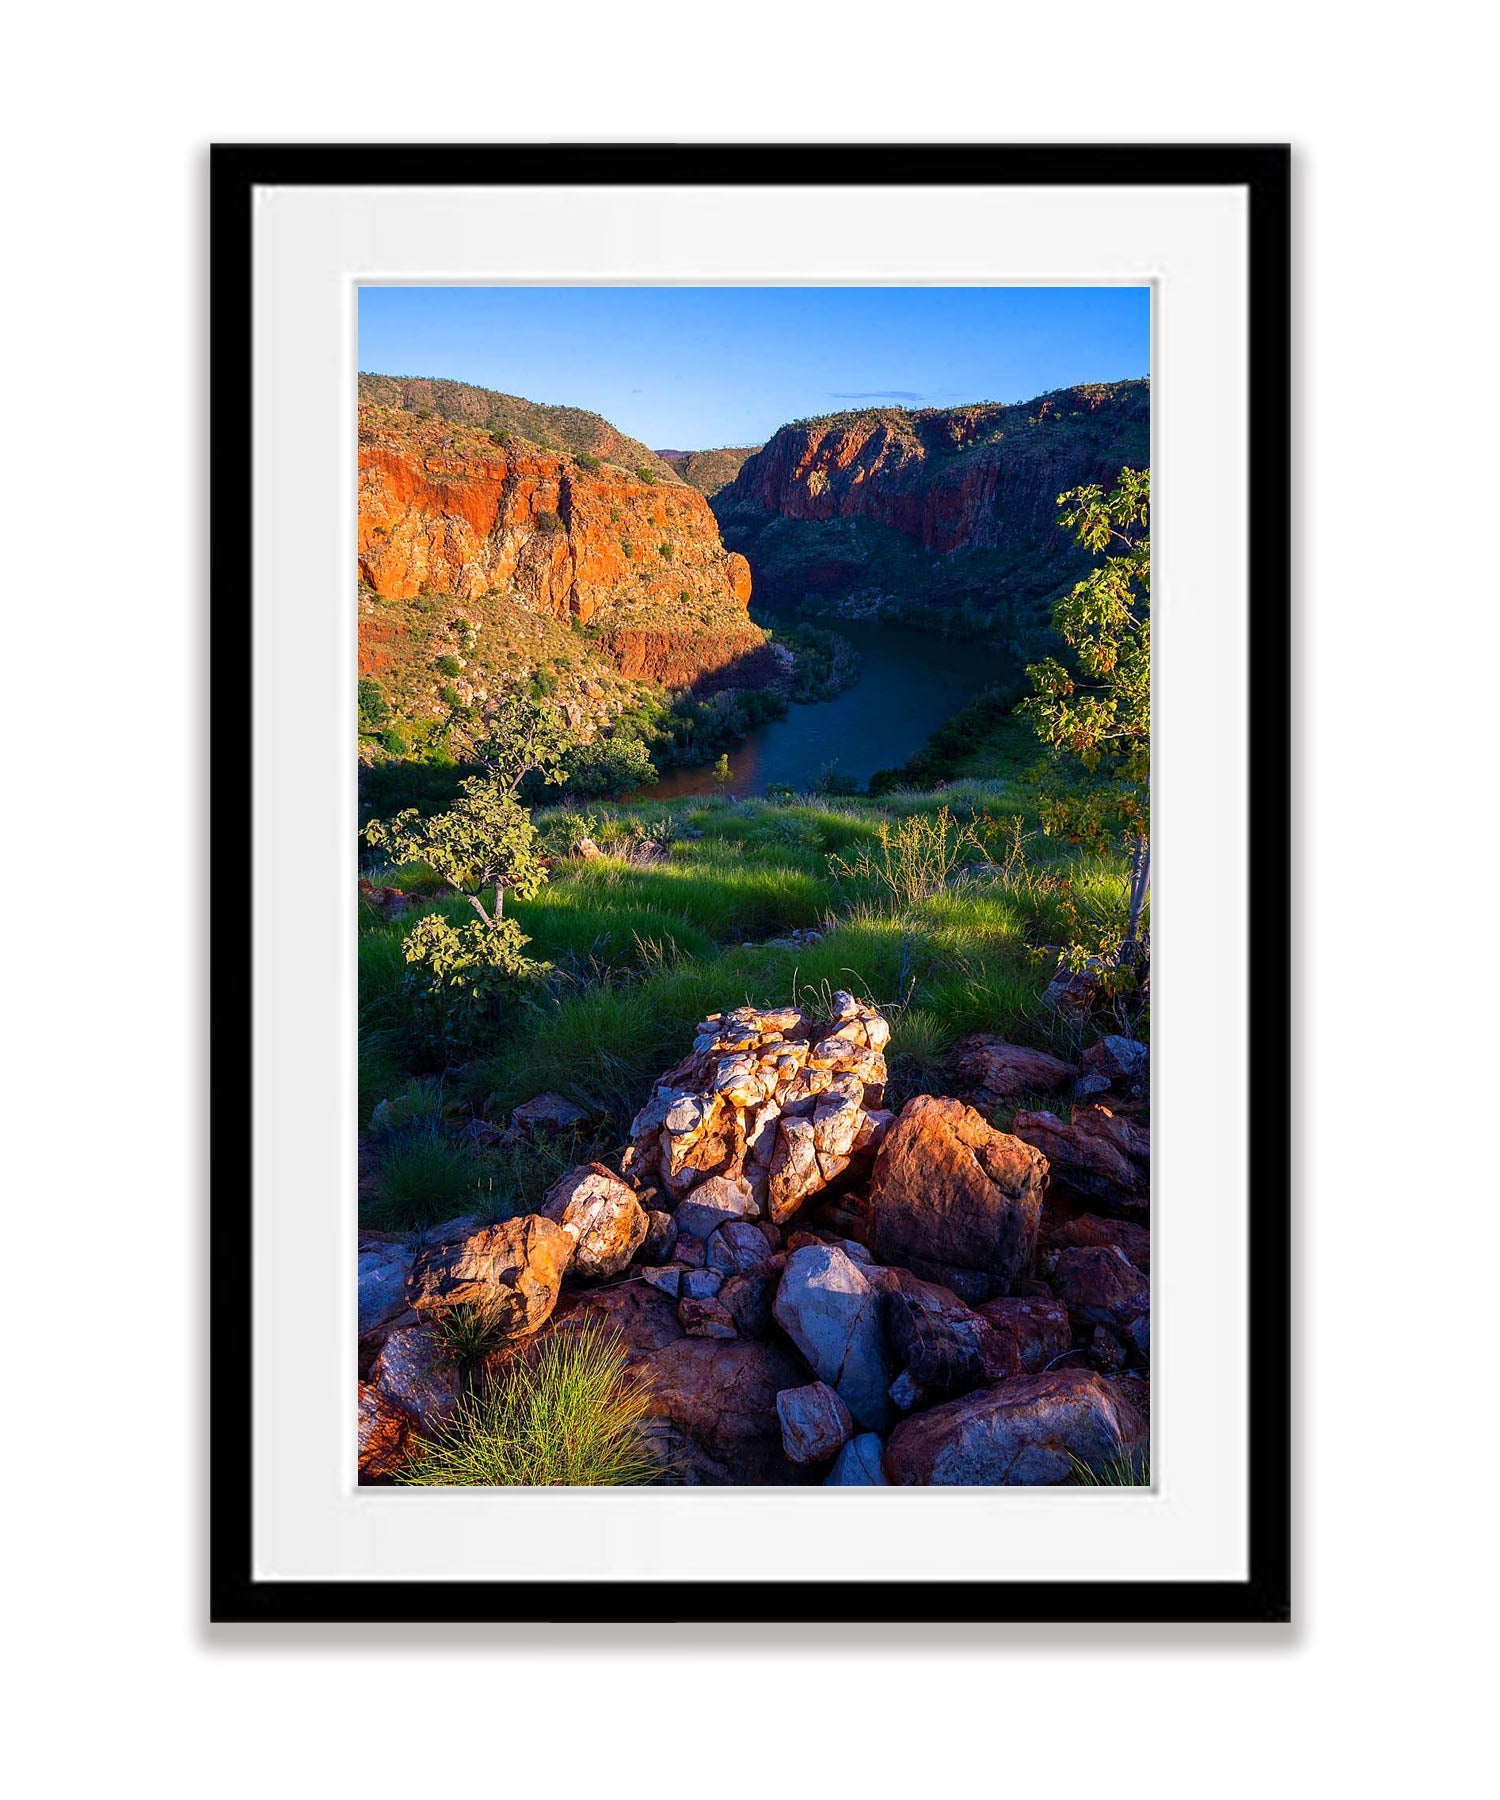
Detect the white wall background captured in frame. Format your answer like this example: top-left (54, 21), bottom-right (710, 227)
top-left (5, 3), bottom-right (1493, 1794)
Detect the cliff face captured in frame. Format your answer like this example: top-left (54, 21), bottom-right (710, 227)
top-left (717, 383), bottom-right (1148, 618)
top-left (358, 405), bottom-right (772, 699)
top-left (726, 383), bottom-right (1148, 555)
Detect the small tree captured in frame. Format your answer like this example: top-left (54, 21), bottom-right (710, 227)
top-left (364, 776), bottom-right (546, 926)
top-left (459, 687), bottom-right (579, 796)
top-left (712, 753), bottom-right (732, 787)
top-left (1020, 467), bottom-right (1150, 951)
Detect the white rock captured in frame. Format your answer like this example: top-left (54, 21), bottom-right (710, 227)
top-left (772, 1244), bottom-right (894, 1431)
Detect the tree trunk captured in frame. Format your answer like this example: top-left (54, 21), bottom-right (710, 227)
top-left (1125, 833), bottom-right (1151, 951)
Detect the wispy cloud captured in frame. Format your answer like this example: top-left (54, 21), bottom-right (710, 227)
top-left (828, 389), bottom-right (925, 404)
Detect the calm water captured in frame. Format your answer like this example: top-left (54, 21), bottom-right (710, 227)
top-left (639, 613), bottom-right (1011, 800)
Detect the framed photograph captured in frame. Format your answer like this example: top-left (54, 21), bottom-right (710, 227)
top-left (212, 143), bottom-right (1289, 1623)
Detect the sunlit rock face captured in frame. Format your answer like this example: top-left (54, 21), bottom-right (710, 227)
top-left (625, 992), bottom-right (894, 1229)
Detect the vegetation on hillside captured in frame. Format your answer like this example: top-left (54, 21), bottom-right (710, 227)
top-left (657, 445), bottom-right (760, 496)
top-left (357, 372), bottom-right (681, 481)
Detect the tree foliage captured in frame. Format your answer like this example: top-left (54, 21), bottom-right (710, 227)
top-left (364, 776), bottom-right (547, 924)
top-left (1020, 467), bottom-right (1151, 942)
top-left (399, 912), bottom-right (549, 1044)
top-left (460, 687), bottom-right (579, 795)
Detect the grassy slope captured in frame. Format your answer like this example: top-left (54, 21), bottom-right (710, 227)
top-left (360, 777), bottom-right (1139, 1229)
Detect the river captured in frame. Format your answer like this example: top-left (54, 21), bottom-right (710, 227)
top-left (637, 613), bottom-right (1013, 800)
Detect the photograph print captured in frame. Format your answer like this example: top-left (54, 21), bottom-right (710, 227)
top-left (356, 284), bottom-right (1152, 1490)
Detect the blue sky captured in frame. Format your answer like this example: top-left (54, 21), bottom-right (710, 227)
top-left (359, 286), bottom-right (1149, 450)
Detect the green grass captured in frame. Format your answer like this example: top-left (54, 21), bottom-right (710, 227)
top-left (1068, 1444), bottom-right (1151, 1487)
top-left (361, 783), bottom-right (1142, 1147)
top-left (365, 1129), bottom-right (493, 1232)
top-left (397, 1324), bottom-right (661, 1487)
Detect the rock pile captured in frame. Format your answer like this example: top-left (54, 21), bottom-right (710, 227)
top-left (356, 998), bottom-right (1151, 1489)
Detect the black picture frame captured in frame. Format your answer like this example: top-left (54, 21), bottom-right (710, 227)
top-left (210, 142), bottom-right (1290, 1626)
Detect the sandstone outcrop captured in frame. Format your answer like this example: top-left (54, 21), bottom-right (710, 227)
top-left (868, 1095), bottom-right (1047, 1300)
top-left (358, 404), bottom-right (775, 700)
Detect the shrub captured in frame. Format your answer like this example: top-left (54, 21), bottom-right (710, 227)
top-left (398, 1325), bottom-right (661, 1486)
top-left (573, 450), bottom-right (602, 473)
top-left (636, 465), bottom-right (658, 485)
top-left (828, 806), bottom-right (985, 912)
top-left (436, 654), bottom-right (463, 677)
top-left (533, 510), bottom-right (563, 534)
top-left (658, 542), bottom-right (673, 562)
top-left (401, 912), bottom-right (550, 1046)
top-left (358, 678), bottom-right (389, 731)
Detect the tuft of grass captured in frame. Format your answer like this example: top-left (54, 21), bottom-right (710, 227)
top-left (1068, 1444), bottom-right (1151, 1486)
top-left (398, 1325), bottom-right (661, 1486)
top-left (365, 1128), bottom-right (489, 1232)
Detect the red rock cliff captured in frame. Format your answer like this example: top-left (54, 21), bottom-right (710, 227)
top-left (724, 383), bottom-right (1149, 557)
top-left (359, 407), bottom-right (773, 695)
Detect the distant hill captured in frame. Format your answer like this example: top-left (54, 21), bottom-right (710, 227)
top-left (715, 381), bottom-right (1149, 629)
top-left (357, 373), bottom-right (681, 482)
top-left (657, 445), bottom-right (761, 497)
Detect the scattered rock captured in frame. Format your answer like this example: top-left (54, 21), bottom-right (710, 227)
top-left (772, 1243), bottom-right (894, 1431)
top-left (540, 1162), bottom-right (648, 1279)
top-left (776, 1381), bottom-right (855, 1464)
top-left (406, 1215), bottom-right (572, 1338)
top-left (637, 1209), bottom-right (679, 1266)
top-left (357, 1382), bottom-right (417, 1483)
top-left (976, 1294), bottom-right (1073, 1373)
top-left (1047, 1245), bottom-right (1150, 1334)
top-left (876, 1267), bottom-right (1018, 1398)
top-left (825, 1433), bottom-right (888, 1485)
top-left (719, 1270), bottom-right (776, 1339)
top-left (953, 1036), bottom-right (1076, 1102)
top-left (1011, 1105), bottom-right (1150, 1214)
top-left (1049, 1213), bottom-right (1151, 1274)
top-left (674, 1173), bottom-right (760, 1240)
top-left (680, 1295), bottom-right (738, 1338)
top-left (370, 1325), bottom-right (459, 1436)
top-left (358, 1232), bottom-right (416, 1376)
top-left (706, 1219), bottom-right (776, 1276)
top-left (886, 1370), bottom-right (1146, 1485)
top-left (640, 1264), bottom-right (684, 1300)
top-left (511, 1091), bottom-right (591, 1132)
top-left (640, 1338), bottom-right (812, 1484)
top-left (868, 1095), bottom-right (1048, 1299)
top-left (1083, 1035), bottom-right (1149, 1085)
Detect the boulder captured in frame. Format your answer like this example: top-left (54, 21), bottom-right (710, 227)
top-left (1082, 1035), bottom-right (1149, 1086)
top-left (953, 1036), bottom-right (1076, 1102)
top-left (637, 1209), bottom-right (679, 1266)
top-left (406, 1215), bottom-right (572, 1339)
top-left (680, 1295), bottom-right (738, 1338)
top-left (772, 1243), bottom-right (893, 1431)
top-left (1011, 1106), bottom-right (1149, 1214)
top-left (511, 1091), bottom-right (591, 1132)
top-left (876, 1267), bottom-right (1018, 1398)
top-left (540, 1162), bottom-right (648, 1279)
top-left (1048, 1212), bottom-right (1152, 1273)
top-left (886, 1370), bottom-right (1146, 1485)
top-left (681, 1267), bottom-right (723, 1300)
top-left (825, 1433), bottom-right (888, 1485)
top-left (674, 1173), bottom-right (760, 1240)
top-left (868, 1095), bottom-right (1047, 1297)
top-left (370, 1324), bottom-right (459, 1436)
top-left (640, 1264), bottom-right (683, 1300)
top-left (1047, 1245), bottom-right (1150, 1334)
top-left (776, 1381), bottom-right (855, 1464)
top-left (639, 1338), bottom-right (811, 1484)
top-left (976, 1294), bottom-right (1073, 1373)
top-left (357, 1381), bottom-right (417, 1483)
top-left (719, 1270), bottom-right (776, 1339)
top-left (357, 1232), bottom-right (416, 1376)
top-left (706, 1219), bottom-right (776, 1276)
